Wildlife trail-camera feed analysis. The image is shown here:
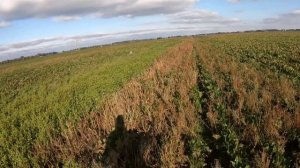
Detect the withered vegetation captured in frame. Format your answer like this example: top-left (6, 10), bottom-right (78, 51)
top-left (35, 40), bottom-right (200, 167)
top-left (192, 32), bottom-right (299, 167)
top-left (36, 32), bottom-right (300, 167)
top-left (2, 32), bottom-right (299, 167)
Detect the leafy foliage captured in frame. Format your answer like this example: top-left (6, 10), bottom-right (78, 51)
top-left (0, 38), bottom-right (180, 167)
top-left (190, 31), bottom-right (300, 167)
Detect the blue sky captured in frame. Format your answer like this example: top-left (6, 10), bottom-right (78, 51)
top-left (0, 0), bottom-right (300, 61)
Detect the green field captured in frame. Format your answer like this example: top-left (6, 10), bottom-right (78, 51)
top-left (0, 32), bottom-right (299, 167)
top-left (190, 31), bottom-right (300, 167)
top-left (0, 38), bottom-right (181, 166)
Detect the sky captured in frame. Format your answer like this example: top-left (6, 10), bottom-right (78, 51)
top-left (0, 0), bottom-right (300, 61)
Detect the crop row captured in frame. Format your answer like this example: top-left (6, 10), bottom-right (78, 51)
top-left (189, 33), bottom-right (299, 167)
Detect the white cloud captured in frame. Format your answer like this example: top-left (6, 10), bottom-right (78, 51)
top-left (263, 9), bottom-right (300, 28)
top-left (0, 0), bottom-right (40, 11)
top-left (227, 0), bottom-right (240, 3)
top-left (0, 21), bottom-right (10, 28)
top-left (53, 16), bottom-right (81, 22)
top-left (292, 9), bottom-right (300, 15)
top-left (168, 9), bottom-right (240, 25)
top-left (0, 0), bottom-right (197, 21)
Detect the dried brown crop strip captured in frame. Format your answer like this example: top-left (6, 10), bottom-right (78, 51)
top-left (34, 40), bottom-right (199, 167)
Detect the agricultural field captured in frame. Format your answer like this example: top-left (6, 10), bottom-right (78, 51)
top-left (0, 31), bottom-right (299, 167)
top-left (191, 32), bottom-right (300, 167)
top-left (0, 38), bottom-right (181, 167)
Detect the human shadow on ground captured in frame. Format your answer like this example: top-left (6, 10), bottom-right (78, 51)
top-left (102, 115), bottom-right (161, 168)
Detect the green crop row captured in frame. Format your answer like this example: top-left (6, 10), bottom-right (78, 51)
top-left (188, 32), bottom-right (299, 167)
top-left (206, 32), bottom-right (300, 87)
top-left (0, 38), bottom-right (181, 167)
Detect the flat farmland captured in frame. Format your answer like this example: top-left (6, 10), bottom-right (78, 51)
top-left (0, 32), bottom-right (299, 167)
top-left (0, 38), bottom-right (181, 166)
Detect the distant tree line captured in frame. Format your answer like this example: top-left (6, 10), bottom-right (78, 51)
top-left (0, 52), bottom-right (58, 64)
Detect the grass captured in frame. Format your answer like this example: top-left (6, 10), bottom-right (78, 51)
top-left (1, 31), bottom-right (299, 167)
top-left (35, 40), bottom-right (198, 167)
top-left (0, 38), bottom-right (181, 167)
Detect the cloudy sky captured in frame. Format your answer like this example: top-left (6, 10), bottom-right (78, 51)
top-left (0, 0), bottom-right (300, 61)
